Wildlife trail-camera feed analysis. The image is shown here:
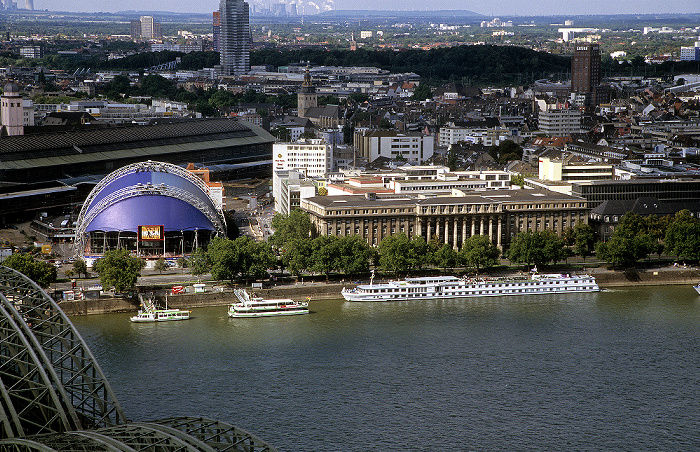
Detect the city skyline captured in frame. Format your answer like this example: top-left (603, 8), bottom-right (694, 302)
top-left (31, 0), bottom-right (700, 16)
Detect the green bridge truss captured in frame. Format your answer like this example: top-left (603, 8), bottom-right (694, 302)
top-left (0, 266), bottom-right (276, 451)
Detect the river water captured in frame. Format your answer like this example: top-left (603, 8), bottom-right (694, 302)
top-left (72, 285), bottom-right (700, 451)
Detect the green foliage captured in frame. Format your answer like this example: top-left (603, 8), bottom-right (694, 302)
top-left (3, 253), bottom-right (57, 288)
top-left (378, 233), bottom-right (412, 276)
top-left (310, 235), bottom-right (338, 279)
top-left (154, 258), bottom-right (169, 274)
top-left (189, 248), bottom-right (211, 276)
top-left (573, 223), bottom-right (596, 261)
top-left (506, 230), bottom-right (565, 267)
top-left (270, 209), bottom-right (314, 247)
top-left (412, 83), bottom-right (433, 101)
top-left (72, 258), bottom-right (89, 278)
top-left (206, 237), bottom-right (275, 283)
top-left (93, 249), bottom-right (145, 293)
top-left (510, 174), bottom-right (525, 187)
top-left (595, 212), bottom-right (662, 267)
top-left (335, 235), bottom-right (372, 276)
top-left (433, 244), bottom-right (457, 273)
top-left (282, 238), bottom-right (313, 276)
top-left (664, 210), bottom-right (700, 262)
top-left (489, 140), bottom-right (523, 165)
top-left (460, 235), bottom-right (500, 274)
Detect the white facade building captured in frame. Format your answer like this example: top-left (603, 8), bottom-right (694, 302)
top-left (537, 109), bottom-right (582, 137)
top-left (273, 139), bottom-right (333, 178)
top-left (273, 169), bottom-right (317, 215)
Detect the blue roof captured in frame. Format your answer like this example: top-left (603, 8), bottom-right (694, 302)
top-left (86, 195), bottom-right (215, 232)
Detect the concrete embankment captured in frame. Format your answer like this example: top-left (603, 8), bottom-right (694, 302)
top-left (57, 268), bottom-right (699, 316)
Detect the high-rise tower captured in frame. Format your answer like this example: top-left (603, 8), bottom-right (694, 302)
top-left (217, 0), bottom-right (250, 76)
top-left (213, 11), bottom-right (221, 53)
top-left (571, 43), bottom-right (605, 109)
top-left (140, 16), bottom-right (154, 40)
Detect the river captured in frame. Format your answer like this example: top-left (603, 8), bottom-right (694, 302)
top-left (71, 285), bottom-right (700, 451)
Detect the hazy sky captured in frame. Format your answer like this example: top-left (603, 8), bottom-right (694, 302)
top-left (35, 0), bottom-right (699, 16)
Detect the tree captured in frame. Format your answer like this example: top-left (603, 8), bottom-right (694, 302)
top-left (189, 248), bottom-right (210, 277)
top-left (506, 230), bottom-right (565, 268)
top-left (433, 244), bottom-right (457, 274)
top-left (154, 257), bottom-right (169, 274)
top-left (270, 209), bottom-right (314, 247)
top-left (238, 237), bottom-right (275, 281)
top-left (412, 83), bottom-right (432, 101)
top-left (379, 233), bottom-right (412, 276)
top-left (460, 235), bottom-right (499, 274)
top-left (72, 258), bottom-right (89, 278)
top-left (664, 210), bottom-right (700, 263)
top-left (93, 249), bottom-right (145, 293)
top-left (408, 235), bottom-right (430, 270)
top-left (336, 235), bottom-right (372, 276)
top-left (3, 253), bottom-right (57, 288)
top-left (311, 235), bottom-right (339, 280)
top-left (282, 238), bottom-right (313, 276)
top-left (207, 236), bottom-right (241, 283)
top-left (573, 223), bottom-right (596, 262)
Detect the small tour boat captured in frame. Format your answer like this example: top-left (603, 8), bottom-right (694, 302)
top-left (228, 289), bottom-right (309, 318)
top-left (130, 309), bottom-right (191, 322)
top-left (693, 283), bottom-right (700, 295)
top-left (130, 294), bottom-right (191, 322)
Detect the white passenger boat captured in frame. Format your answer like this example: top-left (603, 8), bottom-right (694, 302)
top-left (130, 294), bottom-right (191, 322)
top-left (693, 283), bottom-right (700, 295)
top-left (130, 309), bottom-right (191, 322)
top-left (228, 289), bottom-right (309, 318)
top-left (341, 271), bottom-right (599, 302)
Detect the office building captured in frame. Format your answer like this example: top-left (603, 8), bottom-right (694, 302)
top-left (213, 11), bottom-right (221, 52)
top-left (130, 20), bottom-right (141, 39)
top-left (571, 43), bottom-right (603, 109)
top-left (217, 0), bottom-right (251, 76)
top-left (680, 42), bottom-right (700, 61)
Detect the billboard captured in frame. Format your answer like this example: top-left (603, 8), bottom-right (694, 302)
top-left (138, 225), bottom-right (164, 241)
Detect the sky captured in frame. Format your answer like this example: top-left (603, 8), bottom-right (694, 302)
top-left (34, 0), bottom-right (699, 16)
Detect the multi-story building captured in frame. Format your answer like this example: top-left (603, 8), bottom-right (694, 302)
top-left (217, 0), bottom-right (250, 76)
top-left (213, 11), bottom-right (221, 52)
top-left (538, 156), bottom-right (614, 182)
top-left (680, 42), bottom-right (700, 61)
top-left (353, 129), bottom-right (434, 163)
top-left (19, 46), bottom-right (43, 59)
top-left (537, 109), bottom-right (582, 137)
top-left (140, 16), bottom-right (154, 40)
top-left (273, 170), bottom-right (317, 215)
top-left (571, 43), bottom-right (604, 109)
top-left (130, 20), bottom-right (141, 39)
top-left (301, 190), bottom-right (590, 249)
top-left (273, 139), bottom-right (333, 178)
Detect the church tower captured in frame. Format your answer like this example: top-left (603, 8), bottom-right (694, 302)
top-left (1, 82), bottom-right (24, 136)
top-left (297, 66), bottom-right (317, 118)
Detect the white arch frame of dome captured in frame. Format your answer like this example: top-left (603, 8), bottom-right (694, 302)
top-left (74, 161), bottom-right (227, 257)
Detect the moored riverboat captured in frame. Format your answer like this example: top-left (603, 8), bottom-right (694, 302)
top-left (130, 293), bottom-right (191, 322)
top-left (228, 289), bottom-right (309, 318)
top-left (341, 271), bottom-right (599, 302)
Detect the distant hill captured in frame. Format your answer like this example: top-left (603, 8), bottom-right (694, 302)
top-left (318, 9), bottom-right (483, 19)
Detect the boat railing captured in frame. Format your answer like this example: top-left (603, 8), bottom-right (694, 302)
top-left (233, 289), bottom-right (251, 304)
top-left (137, 293), bottom-right (157, 314)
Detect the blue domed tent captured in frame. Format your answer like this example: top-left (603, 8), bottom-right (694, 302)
top-left (75, 161), bottom-right (226, 257)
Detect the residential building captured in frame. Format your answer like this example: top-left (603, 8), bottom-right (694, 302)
top-left (537, 109), bottom-right (582, 137)
top-left (353, 129), bottom-right (434, 163)
top-left (140, 16), bottom-right (154, 40)
top-left (19, 46), bottom-right (43, 59)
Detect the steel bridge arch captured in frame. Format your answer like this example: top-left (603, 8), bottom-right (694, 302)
top-left (0, 266), bottom-right (127, 438)
top-left (0, 267), bottom-right (278, 451)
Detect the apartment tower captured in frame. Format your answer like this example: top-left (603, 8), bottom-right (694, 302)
top-left (217, 0), bottom-right (250, 76)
